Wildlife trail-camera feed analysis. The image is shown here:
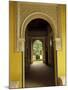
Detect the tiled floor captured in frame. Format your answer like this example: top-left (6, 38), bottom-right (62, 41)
top-left (25, 61), bottom-right (55, 88)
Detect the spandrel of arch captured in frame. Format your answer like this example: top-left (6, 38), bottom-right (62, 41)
top-left (17, 12), bottom-right (57, 51)
top-left (17, 12), bottom-right (61, 51)
top-left (21, 12), bottom-right (57, 39)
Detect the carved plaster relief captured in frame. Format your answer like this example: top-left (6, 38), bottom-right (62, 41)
top-left (16, 2), bottom-right (61, 51)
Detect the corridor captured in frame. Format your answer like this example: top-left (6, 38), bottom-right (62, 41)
top-left (25, 61), bottom-right (55, 88)
top-left (25, 18), bottom-right (56, 88)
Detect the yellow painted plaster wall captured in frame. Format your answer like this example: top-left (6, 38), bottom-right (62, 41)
top-left (9, 1), bottom-right (66, 86)
top-left (57, 5), bottom-right (66, 77)
top-left (9, 1), bottom-right (22, 86)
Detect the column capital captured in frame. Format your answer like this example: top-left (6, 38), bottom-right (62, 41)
top-left (17, 38), bottom-right (25, 51)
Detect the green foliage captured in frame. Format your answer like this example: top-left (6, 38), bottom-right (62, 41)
top-left (33, 40), bottom-right (42, 56)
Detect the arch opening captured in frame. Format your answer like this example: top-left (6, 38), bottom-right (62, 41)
top-left (32, 40), bottom-right (43, 64)
top-left (24, 18), bottom-right (57, 88)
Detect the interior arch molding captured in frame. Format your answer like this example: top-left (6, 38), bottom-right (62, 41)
top-left (21, 12), bottom-right (56, 39)
top-left (17, 12), bottom-right (57, 51)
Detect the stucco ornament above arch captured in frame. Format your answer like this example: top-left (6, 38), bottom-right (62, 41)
top-left (21, 12), bottom-right (57, 39)
top-left (17, 12), bottom-right (59, 51)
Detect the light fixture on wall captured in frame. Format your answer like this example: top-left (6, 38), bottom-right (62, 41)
top-left (50, 39), bottom-right (52, 46)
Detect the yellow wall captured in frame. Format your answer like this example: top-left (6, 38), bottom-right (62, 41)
top-left (9, 1), bottom-right (66, 86)
top-left (57, 5), bottom-right (66, 77)
top-left (9, 1), bottom-right (22, 85)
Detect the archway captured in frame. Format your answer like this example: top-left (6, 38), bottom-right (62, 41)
top-left (19, 13), bottom-right (57, 88)
top-left (24, 18), bottom-right (57, 87)
top-left (32, 40), bottom-right (43, 63)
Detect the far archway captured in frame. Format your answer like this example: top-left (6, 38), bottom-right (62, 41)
top-left (32, 40), bottom-right (43, 63)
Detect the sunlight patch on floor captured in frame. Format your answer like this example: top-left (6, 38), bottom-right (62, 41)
top-left (32, 61), bottom-right (43, 64)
